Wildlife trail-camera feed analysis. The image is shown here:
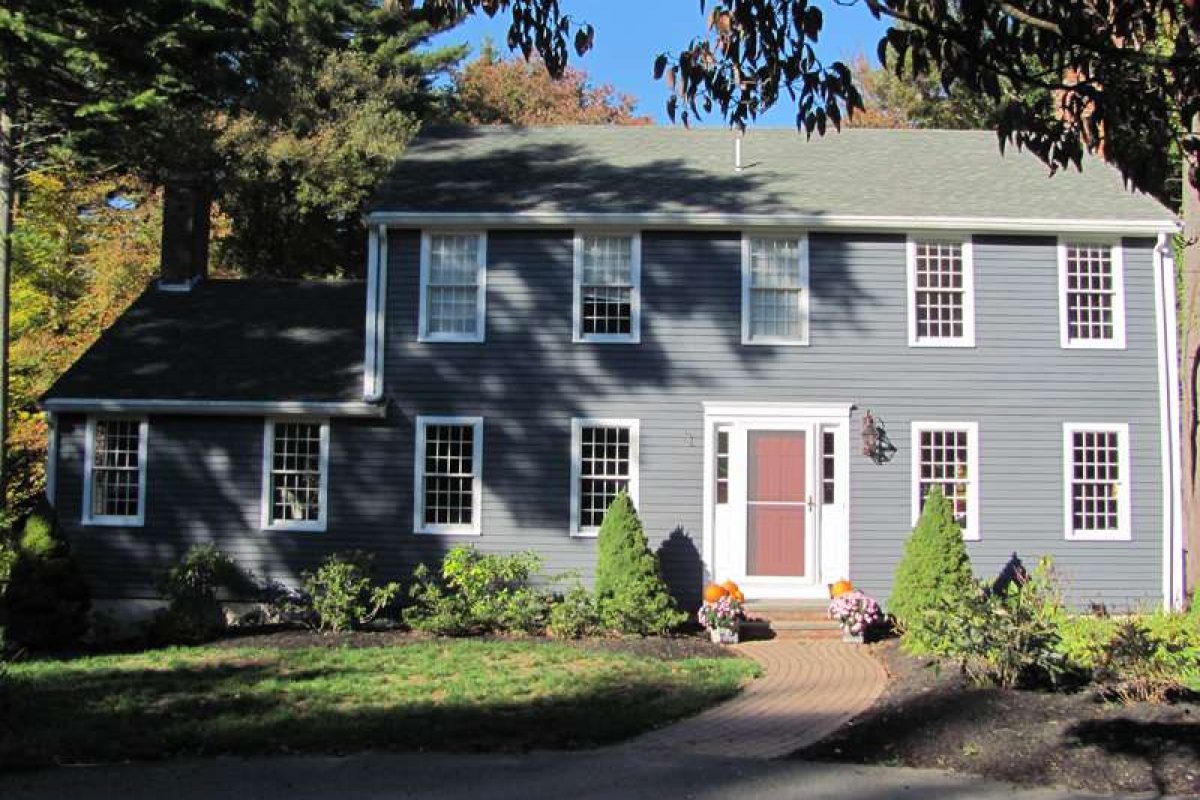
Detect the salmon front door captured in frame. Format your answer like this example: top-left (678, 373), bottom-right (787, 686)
top-left (746, 430), bottom-right (808, 577)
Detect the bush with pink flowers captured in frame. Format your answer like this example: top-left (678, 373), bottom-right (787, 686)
top-left (828, 590), bottom-right (883, 637)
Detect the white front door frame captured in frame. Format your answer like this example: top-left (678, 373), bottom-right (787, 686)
top-left (702, 402), bottom-right (853, 600)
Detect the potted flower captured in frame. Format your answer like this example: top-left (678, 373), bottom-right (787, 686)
top-left (828, 589), bottom-right (882, 644)
top-left (699, 582), bottom-right (744, 644)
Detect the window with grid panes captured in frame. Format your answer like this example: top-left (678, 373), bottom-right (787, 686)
top-left (577, 234), bottom-right (637, 340)
top-left (912, 241), bottom-right (970, 342)
top-left (421, 422), bottom-right (479, 529)
top-left (917, 428), bottom-right (972, 534)
top-left (268, 422), bottom-right (324, 525)
top-left (1068, 429), bottom-right (1124, 535)
top-left (1063, 244), bottom-right (1118, 343)
top-left (578, 425), bottom-right (632, 529)
top-left (425, 233), bottom-right (482, 338)
top-left (746, 237), bottom-right (806, 341)
top-left (89, 419), bottom-right (143, 520)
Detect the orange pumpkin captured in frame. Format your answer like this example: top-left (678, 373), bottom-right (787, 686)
top-left (703, 583), bottom-right (729, 604)
top-left (721, 579), bottom-right (745, 603)
top-left (830, 579), bottom-right (854, 598)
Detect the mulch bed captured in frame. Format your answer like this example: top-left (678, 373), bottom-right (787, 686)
top-left (797, 639), bottom-right (1200, 796)
top-left (210, 626), bottom-right (734, 661)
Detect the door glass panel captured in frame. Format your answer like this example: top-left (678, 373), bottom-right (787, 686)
top-left (746, 430), bottom-right (806, 577)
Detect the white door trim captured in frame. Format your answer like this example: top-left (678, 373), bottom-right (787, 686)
top-left (702, 402), bottom-right (853, 600)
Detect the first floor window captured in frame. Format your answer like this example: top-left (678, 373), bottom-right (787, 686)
top-left (420, 232), bottom-right (486, 341)
top-left (1064, 423), bottom-right (1130, 540)
top-left (1060, 242), bottom-right (1124, 347)
top-left (571, 418), bottom-right (639, 535)
top-left (262, 419), bottom-right (329, 531)
top-left (414, 417), bottom-right (483, 534)
top-left (912, 422), bottom-right (979, 540)
top-left (908, 239), bottom-right (974, 346)
top-left (743, 235), bottom-right (809, 344)
top-left (84, 417), bottom-right (147, 525)
top-left (574, 233), bottom-right (640, 342)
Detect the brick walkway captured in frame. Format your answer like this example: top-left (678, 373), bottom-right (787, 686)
top-left (625, 640), bottom-right (887, 760)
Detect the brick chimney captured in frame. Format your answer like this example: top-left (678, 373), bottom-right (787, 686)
top-left (158, 175), bottom-right (211, 290)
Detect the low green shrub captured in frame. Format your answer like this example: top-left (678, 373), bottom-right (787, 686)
top-left (547, 584), bottom-right (602, 639)
top-left (152, 544), bottom-right (253, 643)
top-left (0, 509), bottom-right (91, 650)
top-left (305, 551), bottom-right (400, 633)
top-left (890, 487), bottom-right (977, 655)
top-left (593, 492), bottom-right (686, 636)
top-left (18, 511), bottom-right (58, 560)
top-left (404, 546), bottom-right (549, 636)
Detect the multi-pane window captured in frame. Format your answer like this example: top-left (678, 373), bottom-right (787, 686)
top-left (715, 429), bottom-right (730, 505)
top-left (263, 420), bottom-right (328, 531)
top-left (909, 239), bottom-right (974, 346)
top-left (1064, 424), bottom-right (1129, 540)
top-left (571, 419), bottom-right (639, 535)
top-left (912, 422), bottom-right (979, 540)
top-left (415, 417), bottom-right (482, 534)
top-left (743, 236), bottom-right (809, 343)
top-left (421, 232), bottom-right (485, 341)
top-left (84, 418), bottom-right (146, 524)
top-left (821, 430), bottom-right (836, 505)
top-left (1060, 243), bottom-right (1124, 348)
top-left (574, 233), bottom-right (640, 342)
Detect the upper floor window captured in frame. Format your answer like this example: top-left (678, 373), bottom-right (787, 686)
top-left (571, 418), bottom-right (639, 536)
top-left (262, 419), bottom-right (329, 532)
top-left (742, 235), bottom-right (810, 345)
top-left (1063, 423), bottom-right (1130, 540)
top-left (911, 421), bottom-right (979, 540)
top-left (419, 232), bottom-right (486, 342)
top-left (414, 416), bottom-right (483, 535)
top-left (907, 238), bottom-right (975, 347)
top-left (1058, 242), bottom-right (1125, 349)
top-left (573, 233), bottom-right (641, 343)
top-left (83, 417), bottom-right (148, 526)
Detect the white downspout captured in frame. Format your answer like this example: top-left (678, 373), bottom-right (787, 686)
top-left (1155, 232), bottom-right (1185, 609)
top-left (363, 224), bottom-right (389, 403)
top-left (45, 411), bottom-right (58, 506)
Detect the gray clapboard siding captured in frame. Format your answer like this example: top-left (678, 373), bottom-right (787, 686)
top-left (53, 229), bottom-right (1166, 609)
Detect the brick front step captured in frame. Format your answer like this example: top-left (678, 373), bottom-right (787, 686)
top-left (743, 601), bottom-right (832, 624)
top-left (741, 601), bottom-right (844, 641)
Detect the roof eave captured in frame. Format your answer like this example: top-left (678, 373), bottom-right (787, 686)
top-left (40, 398), bottom-right (387, 419)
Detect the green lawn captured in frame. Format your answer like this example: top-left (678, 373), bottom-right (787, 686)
top-left (0, 639), bottom-right (758, 766)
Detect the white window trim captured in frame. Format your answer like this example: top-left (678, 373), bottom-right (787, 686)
top-left (570, 417), bottom-right (640, 537)
top-left (418, 230), bottom-right (487, 343)
top-left (741, 233), bottom-right (811, 346)
top-left (906, 236), bottom-right (976, 348)
top-left (910, 420), bottom-right (980, 541)
top-left (261, 418), bottom-right (330, 533)
top-left (1057, 238), bottom-right (1126, 350)
top-left (1063, 422), bottom-right (1132, 541)
top-left (572, 231), bottom-right (642, 344)
top-left (413, 415), bottom-right (484, 536)
top-left (82, 416), bottom-right (148, 527)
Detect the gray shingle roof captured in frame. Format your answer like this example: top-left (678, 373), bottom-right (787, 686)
top-left (43, 280), bottom-right (365, 403)
top-left (370, 126), bottom-right (1172, 223)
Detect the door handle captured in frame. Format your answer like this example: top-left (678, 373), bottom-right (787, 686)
top-left (806, 495), bottom-right (816, 511)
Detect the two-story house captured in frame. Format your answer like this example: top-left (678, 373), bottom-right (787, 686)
top-left (42, 126), bottom-right (1186, 614)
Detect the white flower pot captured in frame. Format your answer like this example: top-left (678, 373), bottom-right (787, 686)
top-left (840, 626), bottom-right (864, 644)
top-left (710, 626), bottom-right (739, 644)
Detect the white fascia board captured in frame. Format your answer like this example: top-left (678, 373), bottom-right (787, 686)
top-left (41, 398), bottom-right (387, 419)
top-left (364, 211), bottom-right (1180, 237)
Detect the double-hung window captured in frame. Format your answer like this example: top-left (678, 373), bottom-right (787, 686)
top-left (742, 235), bottom-right (809, 344)
top-left (262, 419), bottom-right (329, 531)
top-left (571, 418), bottom-right (639, 536)
top-left (414, 416), bottom-right (483, 535)
top-left (419, 232), bottom-right (486, 342)
top-left (1063, 423), bottom-right (1130, 540)
top-left (911, 421), bottom-right (979, 540)
top-left (1058, 242), bottom-right (1125, 349)
top-left (573, 233), bottom-right (641, 343)
top-left (83, 417), bottom-right (148, 526)
top-left (907, 238), bottom-right (975, 346)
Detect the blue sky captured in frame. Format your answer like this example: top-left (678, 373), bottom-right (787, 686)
top-left (428, 1), bottom-right (889, 127)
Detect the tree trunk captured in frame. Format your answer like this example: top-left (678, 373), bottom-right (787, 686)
top-left (0, 86), bottom-right (15, 508)
top-left (1183, 118), bottom-right (1200, 606)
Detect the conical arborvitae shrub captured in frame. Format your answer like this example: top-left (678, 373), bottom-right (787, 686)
top-left (593, 492), bottom-right (686, 636)
top-left (890, 486), bottom-right (977, 654)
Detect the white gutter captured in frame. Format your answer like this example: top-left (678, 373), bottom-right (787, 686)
top-left (1154, 233), bottom-right (1186, 610)
top-left (40, 398), bottom-right (387, 419)
top-left (364, 211), bottom-right (1179, 236)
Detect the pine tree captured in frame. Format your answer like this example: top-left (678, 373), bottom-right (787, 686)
top-left (593, 492), bottom-right (685, 636)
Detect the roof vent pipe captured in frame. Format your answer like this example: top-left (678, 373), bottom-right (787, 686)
top-left (734, 133), bottom-right (744, 172)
